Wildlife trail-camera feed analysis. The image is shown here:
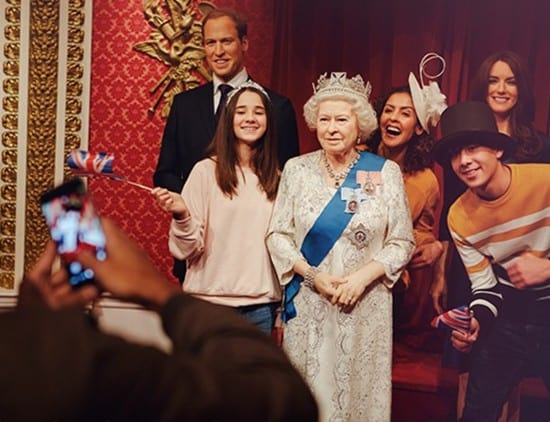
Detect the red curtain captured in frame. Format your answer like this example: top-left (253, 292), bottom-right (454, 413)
top-left (271, 0), bottom-right (550, 153)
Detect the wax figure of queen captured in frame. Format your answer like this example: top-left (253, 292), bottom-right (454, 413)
top-left (266, 72), bottom-right (415, 421)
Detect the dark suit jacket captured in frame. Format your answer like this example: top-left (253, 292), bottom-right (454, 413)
top-left (153, 81), bottom-right (300, 193)
top-left (153, 81), bottom-right (300, 280)
top-left (0, 294), bottom-right (318, 421)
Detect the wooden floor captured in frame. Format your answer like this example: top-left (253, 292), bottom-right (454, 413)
top-left (391, 343), bottom-right (550, 421)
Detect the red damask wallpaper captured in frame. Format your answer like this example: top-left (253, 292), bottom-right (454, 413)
top-left (89, 1), bottom-right (275, 281)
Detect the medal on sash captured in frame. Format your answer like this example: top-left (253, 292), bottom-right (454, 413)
top-left (345, 194), bottom-right (359, 214)
top-left (356, 170), bottom-right (380, 195)
top-left (347, 223), bottom-right (369, 249)
top-left (363, 178), bottom-right (376, 195)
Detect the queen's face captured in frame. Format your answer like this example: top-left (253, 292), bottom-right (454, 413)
top-left (316, 100), bottom-right (359, 157)
top-left (486, 60), bottom-right (518, 119)
top-left (380, 92), bottom-right (423, 150)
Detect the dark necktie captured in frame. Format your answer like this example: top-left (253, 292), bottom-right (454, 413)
top-left (215, 84), bottom-right (233, 123)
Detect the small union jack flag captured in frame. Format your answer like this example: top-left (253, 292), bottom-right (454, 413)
top-left (66, 149), bottom-right (151, 191)
top-left (67, 150), bottom-right (114, 175)
top-left (431, 305), bottom-right (472, 333)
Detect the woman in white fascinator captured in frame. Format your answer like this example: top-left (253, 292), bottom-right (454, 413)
top-left (365, 52), bottom-right (447, 350)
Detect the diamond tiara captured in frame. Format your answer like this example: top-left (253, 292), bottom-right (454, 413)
top-left (312, 72), bottom-right (372, 100)
top-left (226, 80), bottom-right (270, 103)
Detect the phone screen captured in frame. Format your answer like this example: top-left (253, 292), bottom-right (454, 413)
top-left (40, 178), bottom-right (106, 288)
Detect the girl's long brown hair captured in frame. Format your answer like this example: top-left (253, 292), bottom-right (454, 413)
top-left (206, 86), bottom-right (280, 200)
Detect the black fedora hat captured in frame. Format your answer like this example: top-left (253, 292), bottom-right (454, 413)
top-left (433, 101), bottom-right (515, 164)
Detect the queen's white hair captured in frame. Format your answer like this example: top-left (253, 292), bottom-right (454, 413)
top-left (303, 91), bottom-right (378, 141)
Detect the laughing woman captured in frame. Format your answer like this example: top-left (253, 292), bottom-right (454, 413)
top-left (366, 82), bottom-right (445, 349)
top-left (152, 82), bottom-right (281, 334)
top-left (267, 72), bottom-right (415, 421)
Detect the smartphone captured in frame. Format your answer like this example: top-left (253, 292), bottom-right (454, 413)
top-left (40, 178), bottom-right (106, 288)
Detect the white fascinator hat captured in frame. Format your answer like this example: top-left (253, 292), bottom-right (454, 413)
top-left (408, 52), bottom-right (448, 133)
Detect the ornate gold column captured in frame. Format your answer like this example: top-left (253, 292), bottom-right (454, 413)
top-left (0, 0), bottom-right (91, 291)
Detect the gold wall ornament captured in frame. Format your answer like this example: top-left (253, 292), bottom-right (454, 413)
top-left (0, 219), bottom-right (15, 238)
top-left (63, 1), bottom-right (86, 154)
top-left (2, 96), bottom-right (18, 112)
top-left (67, 62), bottom-right (83, 79)
top-left (1, 113), bottom-right (18, 130)
top-left (4, 42), bottom-right (19, 59)
top-left (4, 24), bottom-right (20, 42)
top-left (24, 0), bottom-right (61, 274)
top-left (1, 167), bottom-right (17, 184)
top-left (0, 255), bottom-right (15, 272)
top-left (1, 131), bottom-right (17, 148)
top-left (66, 80), bottom-right (83, 96)
top-left (0, 0), bottom-right (92, 289)
top-left (133, 0), bottom-right (216, 118)
top-left (0, 238), bottom-right (15, 254)
top-left (0, 203), bottom-right (16, 219)
top-left (3, 60), bottom-right (19, 77)
top-left (5, 5), bottom-right (20, 23)
top-left (3, 78), bottom-right (18, 94)
top-left (0, 0), bottom-right (21, 289)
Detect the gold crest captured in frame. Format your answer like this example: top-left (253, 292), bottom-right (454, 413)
top-left (133, 0), bottom-right (217, 117)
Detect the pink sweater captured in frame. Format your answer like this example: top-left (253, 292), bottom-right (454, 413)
top-left (169, 159), bottom-right (281, 307)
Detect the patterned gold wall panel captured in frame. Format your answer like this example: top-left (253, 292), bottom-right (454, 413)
top-left (24, 0), bottom-right (60, 273)
top-left (64, 0), bottom-right (86, 156)
top-left (0, 0), bottom-right (21, 288)
top-left (0, 0), bottom-right (90, 290)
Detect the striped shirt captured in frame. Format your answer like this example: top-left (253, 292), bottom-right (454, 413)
top-left (448, 163), bottom-right (550, 330)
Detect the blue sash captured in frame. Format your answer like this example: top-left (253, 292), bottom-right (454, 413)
top-left (282, 151), bottom-right (385, 322)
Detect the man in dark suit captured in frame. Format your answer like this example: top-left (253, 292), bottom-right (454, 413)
top-left (153, 8), bottom-right (299, 282)
top-left (0, 218), bottom-right (317, 420)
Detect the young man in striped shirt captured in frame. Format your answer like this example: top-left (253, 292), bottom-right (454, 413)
top-left (433, 101), bottom-right (550, 421)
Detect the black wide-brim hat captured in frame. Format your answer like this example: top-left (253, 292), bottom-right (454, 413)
top-left (433, 101), bottom-right (515, 165)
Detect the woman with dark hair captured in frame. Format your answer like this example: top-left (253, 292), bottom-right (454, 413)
top-left (152, 82), bottom-right (281, 334)
top-left (470, 50), bottom-right (550, 162)
top-left (367, 81), bottom-right (445, 349)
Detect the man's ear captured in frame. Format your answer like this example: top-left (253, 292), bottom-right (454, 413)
top-left (241, 36), bottom-right (249, 52)
top-left (495, 149), bottom-right (504, 159)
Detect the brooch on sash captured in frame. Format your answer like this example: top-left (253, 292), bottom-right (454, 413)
top-left (356, 170), bottom-right (382, 195)
top-left (346, 223), bottom-right (370, 249)
top-left (341, 187), bottom-right (368, 214)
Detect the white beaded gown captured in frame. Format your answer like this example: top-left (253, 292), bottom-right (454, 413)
top-left (267, 150), bottom-right (415, 422)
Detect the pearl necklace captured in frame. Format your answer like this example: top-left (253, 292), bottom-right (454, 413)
top-left (322, 150), bottom-right (360, 188)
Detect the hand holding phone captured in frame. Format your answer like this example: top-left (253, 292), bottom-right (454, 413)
top-left (40, 178), bottom-right (106, 288)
